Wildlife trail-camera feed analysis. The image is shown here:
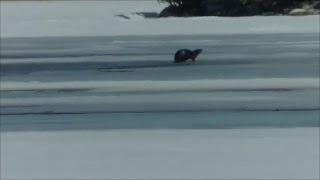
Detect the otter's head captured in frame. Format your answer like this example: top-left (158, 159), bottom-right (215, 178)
top-left (191, 49), bottom-right (203, 62)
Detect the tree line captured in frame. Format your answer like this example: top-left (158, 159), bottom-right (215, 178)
top-left (158, 0), bottom-right (319, 17)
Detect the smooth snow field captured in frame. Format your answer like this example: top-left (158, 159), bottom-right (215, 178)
top-left (0, 0), bottom-right (319, 179)
top-left (0, 1), bottom-right (319, 37)
top-left (1, 128), bottom-right (319, 179)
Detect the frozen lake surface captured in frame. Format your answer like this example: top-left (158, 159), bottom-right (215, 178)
top-left (0, 2), bottom-right (319, 177)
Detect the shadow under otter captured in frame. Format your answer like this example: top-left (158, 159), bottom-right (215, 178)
top-left (174, 49), bottom-right (202, 63)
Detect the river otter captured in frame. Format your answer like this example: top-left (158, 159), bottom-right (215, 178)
top-left (174, 49), bottom-right (202, 63)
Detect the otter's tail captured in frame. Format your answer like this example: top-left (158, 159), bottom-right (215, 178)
top-left (191, 49), bottom-right (203, 62)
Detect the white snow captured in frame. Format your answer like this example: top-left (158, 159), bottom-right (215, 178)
top-left (290, 8), bottom-right (308, 15)
top-left (1, 128), bottom-right (319, 179)
top-left (0, 1), bottom-right (319, 37)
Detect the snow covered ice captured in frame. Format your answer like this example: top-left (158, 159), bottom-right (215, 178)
top-left (0, 0), bottom-right (319, 179)
top-left (1, 1), bottom-right (319, 37)
top-left (2, 128), bottom-right (319, 179)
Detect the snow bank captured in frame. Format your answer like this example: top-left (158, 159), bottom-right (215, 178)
top-left (0, 1), bottom-right (319, 37)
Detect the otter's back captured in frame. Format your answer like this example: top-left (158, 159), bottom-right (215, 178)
top-left (174, 49), bottom-right (193, 62)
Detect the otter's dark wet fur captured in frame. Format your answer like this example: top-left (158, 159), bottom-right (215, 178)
top-left (174, 49), bottom-right (203, 63)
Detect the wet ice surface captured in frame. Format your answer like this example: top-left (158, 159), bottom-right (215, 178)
top-left (1, 33), bottom-right (319, 130)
